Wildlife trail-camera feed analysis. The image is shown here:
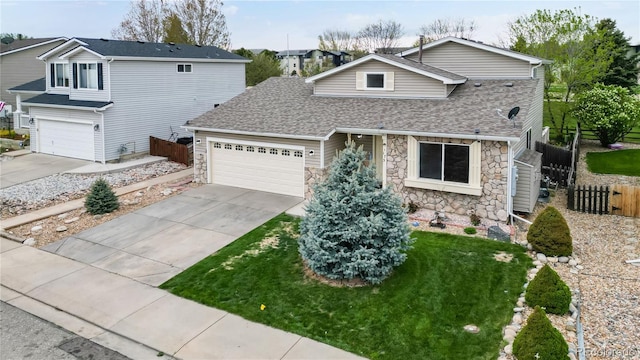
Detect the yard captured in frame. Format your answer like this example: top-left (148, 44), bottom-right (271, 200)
top-left (161, 214), bottom-right (532, 360)
top-left (586, 149), bottom-right (640, 177)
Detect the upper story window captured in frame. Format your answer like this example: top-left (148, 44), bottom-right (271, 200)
top-left (366, 73), bottom-right (385, 88)
top-left (78, 63), bottom-right (98, 89)
top-left (356, 71), bottom-right (395, 91)
top-left (177, 64), bottom-right (192, 73)
top-left (55, 63), bottom-right (69, 87)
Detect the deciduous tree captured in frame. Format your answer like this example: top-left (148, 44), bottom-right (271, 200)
top-left (112, 0), bottom-right (167, 42)
top-left (318, 29), bottom-right (355, 51)
top-left (356, 20), bottom-right (404, 54)
top-left (417, 17), bottom-right (476, 43)
top-left (172, 0), bottom-right (230, 49)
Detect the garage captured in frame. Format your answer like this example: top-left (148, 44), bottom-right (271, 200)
top-left (38, 119), bottom-right (95, 160)
top-left (209, 139), bottom-right (304, 197)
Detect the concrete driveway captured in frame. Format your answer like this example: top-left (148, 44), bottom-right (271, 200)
top-left (42, 185), bottom-right (304, 286)
top-left (0, 153), bottom-right (91, 189)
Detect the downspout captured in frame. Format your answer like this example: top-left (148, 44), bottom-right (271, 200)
top-left (531, 62), bottom-right (542, 78)
top-left (507, 140), bottom-right (532, 225)
top-left (108, 58), bottom-right (115, 101)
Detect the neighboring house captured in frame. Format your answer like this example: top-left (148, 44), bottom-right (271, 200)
top-left (276, 49), bottom-right (351, 75)
top-left (185, 37), bottom-right (549, 224)
top-left (8, 37), bottom-right (249, 162)
top-left (0, 37), bottom-right (67, 122)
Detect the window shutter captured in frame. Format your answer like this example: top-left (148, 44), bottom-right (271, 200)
top-left (97, 63), bottom-right (103, 90)
top-left (407, 136), bottom-right (417, 178)
top-left (469, 141), bottom-right (482, 188)
top-left (385, 72), bottom-right (395, 91)
top-left (50, 63), bottom-right (55, 87)
top-left (72, 63), bottom-right (78, 89)
top-left (355, 71), bottom-right (364, 90)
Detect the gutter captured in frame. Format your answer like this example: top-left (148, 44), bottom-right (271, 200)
top-left (181, 126), bottom-right (326, 141)
top-left (22, 102), bottom-right (114, 111)
top-left (335, 127), bottom-right (521, 143)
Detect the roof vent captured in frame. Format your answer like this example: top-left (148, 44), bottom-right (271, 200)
top-left (168, 42), bottom-right (175, 45)
top-left (169, 49), bottom-right (174, 52)
top-left (504, 82), bottom-right (514, 87)
top-left (137, 40), bottom-right (145, 44)
top-left (176, 46), bottom-right (181, 50)
top-left (195, 44), bottom-right (202, 47)
top-left (474, 128), bottom-right (480, 134)
top-left (100, 38), bottom-right (109, 42)
top-left (474, 82), bottom-right (482, 87)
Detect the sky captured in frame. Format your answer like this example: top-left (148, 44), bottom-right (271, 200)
top-left (1, 0), bottom-right (639, 51)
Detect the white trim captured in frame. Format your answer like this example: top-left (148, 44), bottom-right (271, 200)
top-left (404, 178), bottom-right (482, 196)
top-left (381, 134), bottom-right (387, 187)
top-left (35, 116), bottom-right (93, 125)
top-left (397, 37), bottom-right (549, 65)
top-left (319, 140), bottom-right (325, 168)
top-left (0, 37), bottom-right (68, 57)
top-left (38, 38), bottom-right (88, 60)
top-left (100, 111), bottom-right (106, 164)
top-left (184, 126), bottom-right (325, 141)
top-left (176, 63), bottom-right (193, 73)
top-left (23, 102), bottom-right (113, 111)
top-left (363, 72), bottom-right (388, 90)
top-left (514, 159), bottom-right (534, 168)
top-left (77, 62), bottom-right (99, 90)
top-left (207, 137), bottom-right (304, 151)
top-left (107, 56), bottom-right (251, 63)
top-left (53, 62), bottom-right (70, 88)
top-left (306, 53), bottom-right (466, 84)
top-left (335, 127), bottom-right (520, 143)
top-left (6, 90), bottom-right (43, 94)
top-left (59, 46), bottom-right (106, 60)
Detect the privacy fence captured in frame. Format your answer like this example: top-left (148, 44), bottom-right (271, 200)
top-left (536, 127), bottom-right (580, 187)
top-left (149, 136), bottom-right (192, 166)
top-left (567, 184), bottom-right (640, 218)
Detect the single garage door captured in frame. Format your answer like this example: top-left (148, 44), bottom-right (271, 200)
top-left (210, 140), bottom-right (304, 197)
top-left (39, 119), bottom-right (94, 160)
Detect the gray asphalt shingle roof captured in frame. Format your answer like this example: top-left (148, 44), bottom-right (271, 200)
top-left (186, 77), bottom-right (538, 140)
top-left (9, 78), bottom-right (46, 92)
top-left (374, 54), bottom-right (467, 81)
top-left (61, 38), bottom-right (248, 61)
top-left (0, 37), bottom-right (62, 54)
top-left (23, 94), bottom-right (113, 109)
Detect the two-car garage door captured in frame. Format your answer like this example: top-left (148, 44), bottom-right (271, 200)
top-left (38, 119), bottom-right (95, 161)
top-left (209, 139), bottom-right (304, 197)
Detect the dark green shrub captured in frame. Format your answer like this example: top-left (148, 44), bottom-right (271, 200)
top-left (513, 306), bottom-right (569, 360)
top-left (464, 227), bottom-right (477, 234)
top-left (527, 206), bottom-right (572, 256)
top-left (85, 178), bottom-right (119, 215)
top-left (525, 264), bottom-right (571, 315)
top-left (469, 212), bottom-right (481, 226)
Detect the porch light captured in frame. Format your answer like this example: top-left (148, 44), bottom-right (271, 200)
top-left (94, 124), bottom-right (100, 131)
top-left (28, 118), bottom-right (35, 125)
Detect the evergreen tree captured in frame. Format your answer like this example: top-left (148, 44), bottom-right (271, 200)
top-left (85, 178), bottom-right (119, 215)
top-left (163, 13), bottom-right (191, 44)
top-left (595, 19), bottom-right (640, 89)
top-left (298, 141), bottom-right (413, 285)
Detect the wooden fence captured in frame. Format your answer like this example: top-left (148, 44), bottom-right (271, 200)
top-left (542, 164), bottom-right (572, 187)
top-left (567, 184), bottom-right (640, 217)
top-left (579, 127), bottom-right (640, 143)
top-left (536, 141), bottom-right (572, 168)
top-left (149, 136), bottom-right (192, 166)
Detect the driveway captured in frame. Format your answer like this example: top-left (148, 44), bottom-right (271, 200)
top-left (0, 153), bottom-right (91, 189)
top-left (42, 185), bottom-right (303, 286)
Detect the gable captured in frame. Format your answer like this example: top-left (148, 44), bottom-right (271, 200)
top-left (404, 41), bottom-right (533, 79)
top-left (314, 59), bottom-right (451, 98)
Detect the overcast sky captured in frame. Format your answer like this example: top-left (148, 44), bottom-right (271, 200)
top-left (1, 0), bottom-right (639, 51)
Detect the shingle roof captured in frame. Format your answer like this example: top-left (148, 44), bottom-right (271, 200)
top-left (23, 94), bottom-right (113, 109)
top-left (8, 78), bottom-right (46, 92)
top-left (0, 37), bottom-right (62, 54)
top-left (60, 38), bottom-right (248, 61)
top-left (375, 54), bottom-right (467, 81)
top-left (276, 49), bottom-right (313, 57)
top-left (186, 77), bottom-right (538, 139)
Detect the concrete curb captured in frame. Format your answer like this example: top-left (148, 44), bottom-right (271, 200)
top-left (0, 169), bottom-right (194, 231)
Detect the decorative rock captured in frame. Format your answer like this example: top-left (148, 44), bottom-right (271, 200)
top-left (30, 225), bottom-right (43, 233)
top-left (532, 260), bottom-right (542, 267)
top-left (64, 217), bottom-right (80, 224)
top-left (547, 256), bottom-right (558, 263)
top-left (568, 259), bottom-right (578, 266)
top-left (526, 243), bottom-right (533, 251)
top-left (558, 256), bottom-right (569, 263)
top-left (570, 269), bottom-right (579, 274)
top-left (135, 191), bottom-right (144, 197)
top-left (569, 302), bottom-right (578, 314)
top-left (463, 324), bottom-right (480, 333)
top-left (504, 344), bottom-right (513, 355)
top-left (536, 253), bottom-right (547, 262)
top-left (161, 188), bottom-right (173, 196)
top-left (93, 214), bottom-right (104, 220)
top-left (576, 265), bottom-right (584, 270)
top-left (566, 321), bottom-right (577, 332)
top-left (57, 213), bottom-right (69, 219)
top-left (512, 313), bottom-right (523, 325)
top-left (488, 226), bottom-right (510, 242)
top-left (503, 332), bottom-right (515, 343)
top-left (23, 238), bottom-right (36, 246)
top-left (79, 209), bottom-right (87, 214)
top-left (513, 307), bottom-right (524, 313)
top-left (568, 353), bottom-right (577, 360)
top-left (56, 226), bottom-right (68, 232)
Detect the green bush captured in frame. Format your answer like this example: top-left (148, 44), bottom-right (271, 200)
top-left (513, 306), bottom-right (569, 360)
top-left (527, 206), bottom-right (572, 256)
top-left (525, 264), bottom-right (572, 315)
top-left (464, 227), bottom-right (477, 234)
top-left (85, 178), bottom-right (119, 215)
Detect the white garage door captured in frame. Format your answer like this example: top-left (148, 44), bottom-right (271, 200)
top-left (210, 139), bottom-right (304, 197)
top-left (39, 119), bottom-right (94, 161)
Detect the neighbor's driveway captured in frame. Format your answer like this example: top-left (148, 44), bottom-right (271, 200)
top-left (42, 185), bottom-right (303, 286)
top-left (0, 153), bottom-right (91, 189)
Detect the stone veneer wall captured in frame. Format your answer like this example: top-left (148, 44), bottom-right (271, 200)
top-left (386, 135), bottom-right (509, 223)
top-left (194, 152), bottom-right (207, 183)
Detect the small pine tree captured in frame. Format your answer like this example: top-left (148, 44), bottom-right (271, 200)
top-left (513, 306), bottom-right (569, 360)
top-left (525, 264), bottom-right (572, 315)
top-left (298, 141), bottom-right (413, 285)
top-left (85, 178), bottom-right (119, 215)
top-left (527, 206), bottom-right (572, 256)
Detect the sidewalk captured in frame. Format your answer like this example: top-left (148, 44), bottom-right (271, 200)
top-left (0, 239), bottom-right (363, 359)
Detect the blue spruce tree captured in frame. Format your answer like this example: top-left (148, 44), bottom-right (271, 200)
top-left (298, 141), bottom-right (413, 284)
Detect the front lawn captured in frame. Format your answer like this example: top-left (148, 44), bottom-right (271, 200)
top-left (586, 149), bottom-right (640, 176)
top-left (161, 214), bottom-right (532, 360)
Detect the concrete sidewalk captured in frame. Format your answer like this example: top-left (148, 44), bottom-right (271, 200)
top-left (1, 239), bottom-right (364, 360)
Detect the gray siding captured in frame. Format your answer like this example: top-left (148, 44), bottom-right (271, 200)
top-left (513, 154), bottom-right (542, 213)
top-left (406, 42), bottom-right (532, 79)
top-left (323, 132), bottom-right (347, 166)
top-left (0, 40), bottom-right (64, 108)
top-left (29, 106), bottom-right (104, 162)
top-left (194, 131), bottom-right (321, 168)
top-left (514, 68), bottom-right (544, 156)
top-left (67, 52), bottom-right (110, 102)
top-left (314, 60), bottom-right (447, 98)
top-left (105, 60), bottom-right (245, 161)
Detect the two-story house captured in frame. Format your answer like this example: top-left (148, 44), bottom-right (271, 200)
top-left (8, 37), bottom-right (249, 162)
top-left (184, 37), bottom-right (549, 224)
top-left (276, 49), bottom-right (351, 75)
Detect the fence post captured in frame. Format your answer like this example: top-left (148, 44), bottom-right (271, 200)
top-left (605, 186), bottom-right (610, 214)
top-left (568, 184), bottom-right (575, 211)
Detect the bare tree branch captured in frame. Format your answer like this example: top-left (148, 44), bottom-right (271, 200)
top-left (418, 18), bottom-right (476, 43)
top-left (356, 20), bottom-right (404, 53)
top-left (318, 30), bottom-right (355, 51)
top-left (111, 0), bottom-right (167, 42)
top-left (172, 0), bottom-right (230, 49)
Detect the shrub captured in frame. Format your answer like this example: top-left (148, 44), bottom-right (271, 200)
top-left (464, 227), bottom-right (477, 235)
top-left (298, 141), bottom-right (413, 285)
top-left (527, 206), bottom-right (572, 256)
top-left (85, 178), bottom-right (119, 215)
top-left (513, 306), bottom-right (569, 360)
top-left (469, 212), bottom-right (481, 226)
top-left (525, 264), bottom-right (572, 315)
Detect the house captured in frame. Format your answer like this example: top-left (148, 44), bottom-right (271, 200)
top-left (276, 49), bottom-right (351, 75)
top-left (0, 37), bottom-right (67, 126)
top-left (184, 37), bottom-right (549, 223)
top-left (8, 37), bottom-right (249, 162)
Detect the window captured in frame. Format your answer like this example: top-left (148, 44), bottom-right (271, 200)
top-left (78, 63), bottom-right (98, 89)
top-left (258, 147), bottom-right (266, 153)
top-left (246, 146), bottom-right (254, 152)
top-left (294, 150), bottom-right (303, 158)
top-left (177, 63), bottom-right (192, 73)
top-left (366, 73), bottom-right (385, 88)
top-left (55, 63), bottom-right (69, 87)
top-left (235, 145), bottom-right (243, 151)
top-left (526, 129), bottom-right (532, 149)
top-left (269, 148), bottom-right (278, 155)
top-left (213, 142), bottom-right (221, 149)
top-left (224, 144), bottom-right (232, 150)
top-left (282, 149), bottom-right (290, 156)
top-left (419, 143), bottom-right (469, 184)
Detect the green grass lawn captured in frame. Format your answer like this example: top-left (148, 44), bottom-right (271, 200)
top-left (586, 149), bottom-right (640, 176)
top-left (161, 214), bottom-right (532, 360)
